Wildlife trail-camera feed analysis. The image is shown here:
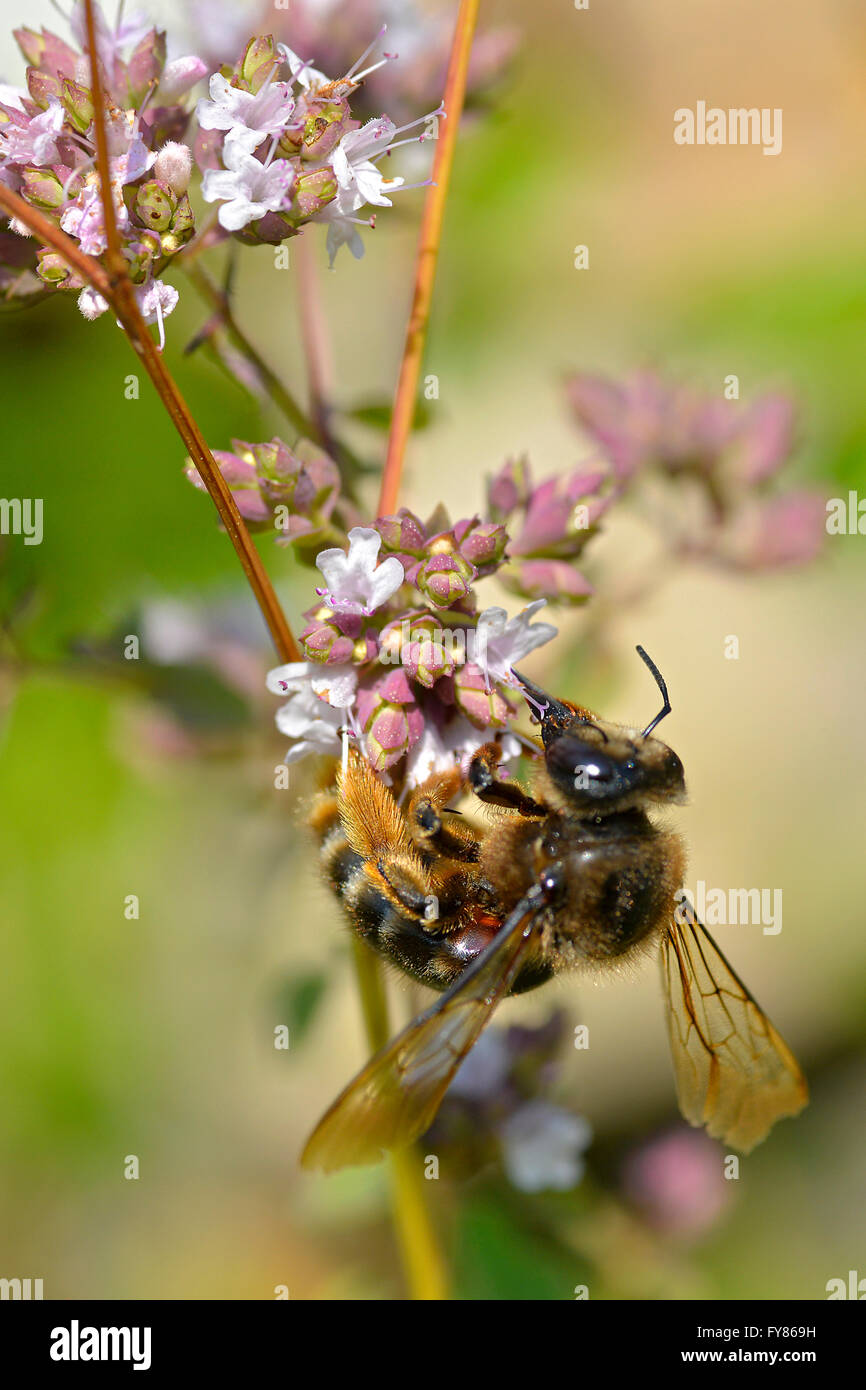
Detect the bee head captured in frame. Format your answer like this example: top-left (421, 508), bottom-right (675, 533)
top-left (514, 647), bottom-right (686, 812)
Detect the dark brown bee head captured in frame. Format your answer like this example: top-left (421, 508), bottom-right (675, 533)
top-left (514, 647), bottom-right (686, 813)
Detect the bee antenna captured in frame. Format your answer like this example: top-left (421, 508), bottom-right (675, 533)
top-left (636, 644), bottom-right (671, 738)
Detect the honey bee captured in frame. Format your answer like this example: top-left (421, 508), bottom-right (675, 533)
top-left (303, 648), bottom-right (808, 1171)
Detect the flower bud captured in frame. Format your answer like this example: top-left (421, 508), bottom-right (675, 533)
top-left (123, 233), bottom-right (161, 282)
top-left (26, 69), bottom-right (61, 109)
top-left (154, 141), bottom-right (193, 195)
top-left (160, 193), bottom-right (195, 254)
top-left (300, 613), bottom-right (357, 664)
top-left (416, 553), bottom-right (473, 607)
top-left (300, 102), bottom-right (354, 160)
top-left (357, 670), bottom-right (424, 771)
top-left (36, 247), bottom-right (74, 285)
top-left (375, 509), bottom-right (427, 554)
top-left (458, 520), bottom-right (508, 575)
top-left (60, 78), bottom-right (93, 133)
top-left (20, 166), bottom-right (65, 210)
top-left (158, 56), bottom-right (208, 103)
top-left (488, 454), bottom-right (532, 521)
top-left (453, 664), bottom-right (513, 729)
top-left (290, 166), bottom-right (338, 219)
top-left (135, 179), bottom-right (175, 232)
top-left (241, 36), bottom-right (278, 93)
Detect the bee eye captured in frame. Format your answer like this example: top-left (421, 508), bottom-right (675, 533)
top-left (576, 761), bottom-right (613, 783)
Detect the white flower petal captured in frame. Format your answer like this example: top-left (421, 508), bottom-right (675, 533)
top-left (499, 1102), bottom-right (592, 1193)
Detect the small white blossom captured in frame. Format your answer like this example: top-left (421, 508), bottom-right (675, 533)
top-left (202, 140), bottom-right (295, 232)
top-left (136, 279), bottom-right (179, 330)
top-left (77, 279), bottom-right (178, 345)
top-left (474, 600), bottom-right (558, 691)
top-left (77, 285), bottom-right (109, 321)
top-left (318, 197), bottom-right (369, 266)
top-left (331, 118), bottom-right (405, 208)
top-left (277, 45), bottom-right (329, 92)
top-left (315, 527), bottom-right (405, 616)
top-left (196, 72), bottom-right (295, 151)
top-left (266, 661), bottom-right (358, 763)
top-left (499, 1101), bottom-right (592, 1193)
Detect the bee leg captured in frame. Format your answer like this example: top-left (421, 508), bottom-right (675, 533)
top-left (375, 858), bottom-right (441, 926)
top-left (468, 743), bottom-right (546, 816)
top-left (408, 796), bottom-right (481, 864)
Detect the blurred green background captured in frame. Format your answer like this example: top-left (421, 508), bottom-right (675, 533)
top-left (1, 0), bottom-right (865, 1299)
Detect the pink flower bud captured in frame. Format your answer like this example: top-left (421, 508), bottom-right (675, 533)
top-left (416, 552), bottom-right (473, 607)
top-left (374, 508), bottom-right (428, 554)
top-left (458, 520), bottom-right (509, 575)
top-left (158, 56), bottom-right (208, 103)
top-left (356, 670), bottom-right (423, 770)
top-left (488, 454), bottom-right (532, 521)
top-left (501, 559), bottom-right (593, 604)
top-left (453, 664), bottom-right (514, 729)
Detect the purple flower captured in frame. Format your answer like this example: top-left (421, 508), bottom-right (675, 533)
top-left (502, 558), bottom-right (593, 604)
top-left (0, 97), bottom-right (64, 164)
top-left (508, 466), bottom-right (610, 557)
top-left (622, 1129), bottom-right (731, 1237)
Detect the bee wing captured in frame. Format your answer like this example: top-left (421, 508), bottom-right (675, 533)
top-left (660, 900), bottom-right (808, 1153)
top-left (301, 886), bottom-right (545, 1172)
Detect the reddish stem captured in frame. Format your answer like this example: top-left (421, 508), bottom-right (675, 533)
top-left (378, 0), bottom-right (481, 517)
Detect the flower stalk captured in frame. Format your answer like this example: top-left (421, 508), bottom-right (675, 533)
top-left (379, 0), bottom-right (481, 516)
top-left (352, 940), bottom-right (448, 1301)
top-left (0, 2), bottom-right (301, 665)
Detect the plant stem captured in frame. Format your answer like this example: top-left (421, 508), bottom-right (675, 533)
top-left (351, 940), bottom-right (448, 1301)
top-left (0, 3), bottom-right (301, 666)
top-left (0, 186), bottom-right (110, 294)
top-left (378, 0), bottom-right (481, 517)
top-left (294, 233), bottom-right (336, 452)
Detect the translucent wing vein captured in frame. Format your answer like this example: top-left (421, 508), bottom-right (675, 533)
top-left (660, 902), bottom-right (808, 1152)
top-left (302, 887), bottom-right (544, 1172)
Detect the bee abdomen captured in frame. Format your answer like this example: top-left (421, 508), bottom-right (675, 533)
top-left (320, 827), bottom-right (503, 992)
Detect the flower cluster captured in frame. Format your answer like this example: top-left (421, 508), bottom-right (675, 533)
top-left (184, 434), bottom-right (360, 558)
top-left (487, 454), bottom-right (612, 603)
top-left (566, 370), bottom-right (825, 571)
top-left (188, 0), bottom-right (519, 128)
top-left (0, 4), bottom-right (438, 326)
top-left (0, 3), bottom-right (205, 330)
top-left (266, 518), bottom-right (559, 782)
top-left (195, 31), bottom-right (440, 264)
